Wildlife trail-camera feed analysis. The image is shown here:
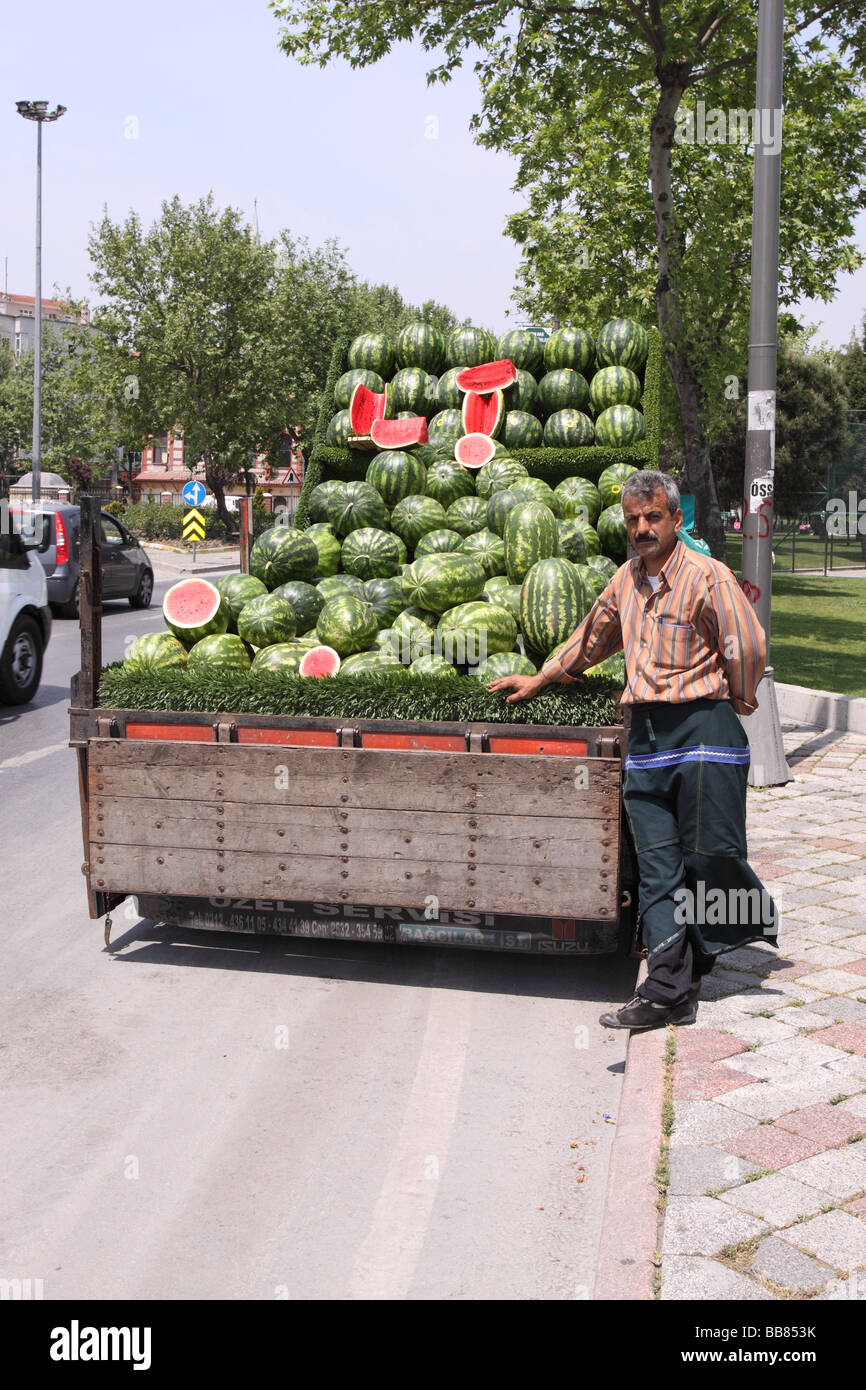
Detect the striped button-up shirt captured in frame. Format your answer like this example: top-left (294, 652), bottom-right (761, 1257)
top-left (540, 539), bottom-right (768, 714)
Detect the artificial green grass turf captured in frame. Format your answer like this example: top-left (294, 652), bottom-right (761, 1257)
top-left (98, 665), bottom-right (621, 726)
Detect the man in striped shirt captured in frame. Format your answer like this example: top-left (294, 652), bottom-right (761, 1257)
top-left (489, 470), bottom-right (778, 1031)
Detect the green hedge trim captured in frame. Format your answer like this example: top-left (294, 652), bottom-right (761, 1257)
top-left (98, 664), bottom-right (620, 727)
top-left (300, 327), bottom-right (662, 516)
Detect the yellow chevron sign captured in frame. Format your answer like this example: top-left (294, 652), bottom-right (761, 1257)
top-left (183, 507), bottom-right (206, 541)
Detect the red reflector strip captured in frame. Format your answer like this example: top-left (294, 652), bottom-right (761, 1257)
top-left (486, 737), bottom-right (588, 757)
top-left (237, 728), bottom-right (339, 747)
top-left (126, 723), bottom-right (214, 742)
top-left (361, 732), bottom-right (466, 751)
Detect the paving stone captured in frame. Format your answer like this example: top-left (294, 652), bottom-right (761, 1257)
top-left (668, 1144), bottom-right (762, 1197)
top-left (783, 904), bottom-right (855, 924)
top-left (715, 1079), bottom-right (853, 1120)
top-left (674, 1028), bottom-right (747, 1065)
top-left (722, 946), bottom-right (784, 972)
top-left (756, 1036), bottom-right (853, 1067)
top-left (662, 1195), bottom-right (769, 1256)
top-left (674, 1061), bottom-right (762, 1103)
top-left (756, 960), bottom-right (822, 984)
top-left (845, 959), bottom-right (866, 977)
top-left (700, 970), bottom-right (765, 999)
top-left (669, 1100), bottom-right (760, 1147)
top-left (838, 1094), bottom-right (866, 1119)
top-left (758, 980), bottom-right (825, 1005)
top-left (809, 1021), bottom-right (866, 1056)
top-left (778, 1210), bottom-right (866, 1272)
top-left (798, 944), bottom-right (866, 969)
top-left (722, 1126), bottom-right (827, 1168)
top-left (837, 935), bottom-right (866, 953)
top-left (773, 871), bottom-right (835, 888)
top-left (816, 1272), bottom-right (866, 1299)
top-left (844, 1138), bottom-right (866, 1161)
top-left (660, 1256), bottom-right (774, 1301)
top-left (846, 1197), bottom-right (866, 1219)
top-left (807, 997), bottom-right (866, 1023)
top-left (779, 1149), bottom-right (866, 1200)
top-left (720, 1174), bottom-right (829, 1226)
top-left (774, 1009), bottom-right (834, 1032)
top-left (775, 1103), bottom-right (866, 1147)
top-left (790, 924), bottom-right (864, 945)
top-left (795, 968), bottom-right (866, 994)
top-left (827, 1055), bottom-right (866, 1082)
top-left (714, 1016), bottom-right (800, 1046)
top-left (749, 1235), bottom-right (837, 1293)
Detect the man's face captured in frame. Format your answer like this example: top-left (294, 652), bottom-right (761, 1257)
top-left (622, 488), bottom-right (683, 563)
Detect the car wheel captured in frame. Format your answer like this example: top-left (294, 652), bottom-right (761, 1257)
top-left (0, 616), bottom-right (44, 705)
top-left (129, 569), bottom-right (154, 609)
top-left (58, 578), bottom-right (80, 620)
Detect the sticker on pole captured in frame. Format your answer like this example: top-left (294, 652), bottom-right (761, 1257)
top-left (747, 390), bottom-right (776, 431)
top-left (746, 475), bottom-right (774, 513)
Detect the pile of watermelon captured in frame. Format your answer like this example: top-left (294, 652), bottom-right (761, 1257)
top-left (324, 319), bottom-right (650, 455)
top-left (125, 451), bottom-right (634, 683)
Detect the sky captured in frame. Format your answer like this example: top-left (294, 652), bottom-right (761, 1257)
top-left (2, 0), bottom-right (865, 348)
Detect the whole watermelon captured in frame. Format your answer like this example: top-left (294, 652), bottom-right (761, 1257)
top-left (543, 409), bottom-right (595, 448)
top-left (509, 478), bottom-right (564, 518)
top-left (341, 527), bottom-right (407, 580)
top-left (445, 326), bottom-right (498, 368)
top-left (589, 365), bottom-right (642, 414)
top-left (316, 595), bottom-right (379, 657)
top-left (555, 519), bottom-right (589, 565)
top-left (395, 321), bottom-right (446, 374)
top-left (414, 528), bottom-right (465, 557)
top-left (497, 329), bottom-right (544, 377)
top-left (437, 601), bottom-right (518, 666)
top-left (347, 332), bottom-right (395, 379)
top-left (307, 479), bottom-right (345, 523)
top-left (475, 652), bottom-right (537, 680)
top-left (519, 557), bottom-right (592, 657)
top-left (317, 573), bottom-right (365, 601)
top-left (425, 460), bottom-right (475, 508)
top-left (436, 367), bottom-right (466, 411)
top-left (555, 477), bottom-right (602, 526)
top-left (543, 326), bottom-right (595, 375)
top-left (390, 367), bottom-right (435, 416)
top-left (586, 554), bottom-right (620, 586)
top-left (327, 480), bottom-right (390, 536)
top-left (445, 496), bottom-right (489, 538)
top-left (500, 411), bottom-right (543, 449)
top-left (362, 576), bottom-right (406, 625)
top-left (428, 408), bottom-right (464, 451)
top-left (216, 573), bottom-right (268, 631)
top-left (237, 594), bottom-right (297, 648)
top-left (597, 504), bottom-right (628, 559)
top-left (595, 318), bottom-right (648, 372)
top-left (270, 580), bottom-right (324, 635)
top-left (338, 650), bottom-right (406, 677)
top-left (305, 522), bottom-right (342, 578)
top-left (390, 494), bottom-right (448, 550)
top-left (409, 654), bottom-right (459, 678)
top-left (536, 369), bottom-right (590, 418)
top-left (460, 529), bottom-right (507, 580)
top-left (334, 367), bottom-right (385, 410)
top-left (486, 488), bottom-right (522, 538)
top-left (475, 456), bottom-right (527, 499)
top-left (366, 450), bottom-right (427, 508)
top-left (390, 609), bottom-right (436, 663)
top-left (187, 633), bottom-right (252, 670)
top-left (401, 554), bottom-right (487, 614)
top-left (251, 641), bottom-right (314, 676)
top-left (124, 631), bottom-right (188, 670)
top-left (250, 527), bottom-right (319, 587)
top-left (504, 368), bottom-right (539, 416)
top-left (598, 462), bottom-right (639, 507)
top-left (486, 582), bottom-right (522, 621)
top-left (572, 522), bottom-right (602, 558)
top-left (324, 410), bottom-right (351, 447)
top-left (504, 500), bottom-right (558, 584)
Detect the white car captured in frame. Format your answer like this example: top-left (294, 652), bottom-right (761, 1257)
top-left (0, 513), bottom-right (52, 704)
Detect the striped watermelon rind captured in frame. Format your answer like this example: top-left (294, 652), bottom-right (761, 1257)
top-left (595, 406), bottom-right (647, 448)
top-left (361, 575), bottom-right (406, 626)
top-left (163, 578), bottom-right (229, 648)
top-left (414, 528), bottom-right (466, 557)
top-left (187, 632), bottom-right (253, 670)
top-left (409, 654), bottom-right (459, 678)
top-left (543, 409), bottom-right (595, 448)
top-left (236, 594), bottom-right (297, 648)
top-left (445, 326), bottom-right (498, 368)
top-left (509, 478), bottom-right (564, 518)
top-left (536, 368), bottom-right (591, 418)
top-left (475, 651), bottom-right (537, 680)
top-left (251, 641), bottom-right (317, 676)
top-left (337, 650), bottom-right (406, 677)
top-left (503, 500), bottom-right (558, 585)
top-left (324, 409), bottom-right (351, 447)
top-left (597, 504), bottom-right (628, 559)
top-left (501, 411), bottom-right (543, 449)
top-left (503, 368), bottom-right (539, 416)
top-left (497, 329), bottom-right (543, 377)
top-left (543, 327), bottom-right (595, 375)
top-left (589, 366), bottom-right (642, 414)
top-left (555, 518), bottom-right (589, 564)
top-left (425, 461), bottom-right (476, 508)
top-left (554, 477), bottom-right (602, 525)
top-left (305, 523), bottom-right (342, 578)
top-left (347, 332), bottom-right (396, 379)
top-left (519, 557), bottom-right (591, 657)
top-left (436, 367), bottom-right (467, 411)
top-left (270, 580), bottom-right (325, 634)
top-left (124, 631), bottom-right (189, 670)
top-left (444, 495), bottom-right (490, 538)
top-left (390, 494), bottom-right (449, 550)
top-left (486, 488), bottom-right (522, 538)
top-left (365, 450), bottom-right (427, 507)
top-left (427, 408), bottom-right (465, 451)
top-left (390, 367), bottom-right (435, 415)
top-left (327, 480), bottom-right (391, 537)
top-left (598, 462), bottom-right (639, 507)
top-left (459, 529), bottom-right (507, 580)
top-left (595, 319), bottom-right (648, 371)
top-left (341, 527), bottom-right (407, 580)
top-left (436, 601), bottom-right (518, 664)
top-left (395, 321), bottom-right (446, 374)
top-left (475, 456), bottom-right (527, 499)
top-left (315, 595), bottom-right (379, 657)
top-left (307, 480), bottom-right (345, 523)
top-left (216, 573), bottom-right (269, 631)
top-left (401, 553), bottom-right (487, 614)
top-left (250, 527), bottom-right (319, 587)
top-left (334, 367), bottom-right (385, 411)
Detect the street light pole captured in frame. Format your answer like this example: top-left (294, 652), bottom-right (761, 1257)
top-left (16, 100), bottom-right (67, 505)
top-left (738, 2), bottom-right (792, 786)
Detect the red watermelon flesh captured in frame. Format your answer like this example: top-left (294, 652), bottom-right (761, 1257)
top-left (461, 389), bottom-right (504, 437)
top-left (370, 416), bottom-right (428, 448)
top-left (298, 645), bottom-right (341, 677)
top-left (454, 433), bottom-right (497, 470)
top-left (349, 382), bottom-right (389, 434)
top-left (455, 360), bottom-right (517, 393)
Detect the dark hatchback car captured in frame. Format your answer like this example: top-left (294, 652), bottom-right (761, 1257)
top-left (10, 501), bottom-right (154, 618)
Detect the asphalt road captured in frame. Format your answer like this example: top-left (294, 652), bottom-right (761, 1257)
top-left (0, 554), bottom-right (636, 1301)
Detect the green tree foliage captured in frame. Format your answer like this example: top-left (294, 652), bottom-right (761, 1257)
top-left (270, 0), bottom-right (866, 559)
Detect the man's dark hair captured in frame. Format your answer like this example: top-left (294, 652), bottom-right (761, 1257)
top-left (621, 470), bottom-right (680, 515)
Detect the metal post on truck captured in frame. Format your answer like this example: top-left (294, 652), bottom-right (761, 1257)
top-left (238, 495), bottom-right (252, 575)
top-left (78, 492), bottom-right (102, 709)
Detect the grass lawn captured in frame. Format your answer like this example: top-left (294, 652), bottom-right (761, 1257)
top-left (721, 538), bottom-right (866, 696)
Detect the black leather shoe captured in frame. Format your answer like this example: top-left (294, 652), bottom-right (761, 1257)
top-left (599, 988), bottom-right (698, 1031)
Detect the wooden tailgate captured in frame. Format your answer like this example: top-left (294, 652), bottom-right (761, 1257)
top-left (86, 739), bottom-right (622, 920)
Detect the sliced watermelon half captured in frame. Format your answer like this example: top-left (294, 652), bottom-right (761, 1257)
top-left (455, 359), bottom-right (517, 394)
top-left (298, 645), bottom-right (341, 678)
top-left (349, 381), bottom-right (390, 435)
top-left (369, 415), bottom-right (429, 449)
top-left (461, 388), bottom-right (504, 438)
top-left (454, 433), bottom-right (498, 470)
top-left (163, 577), bottom-right (228, 647)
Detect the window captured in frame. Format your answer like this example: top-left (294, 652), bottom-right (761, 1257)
top-left (100, 515), bottom-right (126, 547)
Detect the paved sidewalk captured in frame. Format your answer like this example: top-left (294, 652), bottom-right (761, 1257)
top-left (655, 722), bottom-right (866, 1300)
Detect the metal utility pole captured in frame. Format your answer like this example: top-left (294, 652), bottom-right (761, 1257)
top-left (739, 1), bottom-right (792, 786)
top-left (15, 100), bottom-right (67, 505)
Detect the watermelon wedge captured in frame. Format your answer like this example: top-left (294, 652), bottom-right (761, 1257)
top-left (454, 433), bottom-right (498, 470)
top-left (455, 359), bottom-right (517, 393)
top-left (369, 416), bottom-right (429, 449)
top-left (163, 578), bottom-right (228, 648)
top-left (461, 389), bottom-right (504, 438)
top-left (298, 645), bottom-right (341, 678)
top-left (349, 381), bottom-right (390, 435)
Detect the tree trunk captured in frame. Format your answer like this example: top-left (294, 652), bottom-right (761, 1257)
top-left (649, 73), bottom-right (726, 562)
top-left (202, 449), bottom-right (237, 538)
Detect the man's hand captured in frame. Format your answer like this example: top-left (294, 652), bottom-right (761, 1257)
top-left (487, 672), bottom-right (550, 704)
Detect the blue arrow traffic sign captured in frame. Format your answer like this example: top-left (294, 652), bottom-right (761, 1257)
top-left (182, 480), bottom-right (207, 507)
